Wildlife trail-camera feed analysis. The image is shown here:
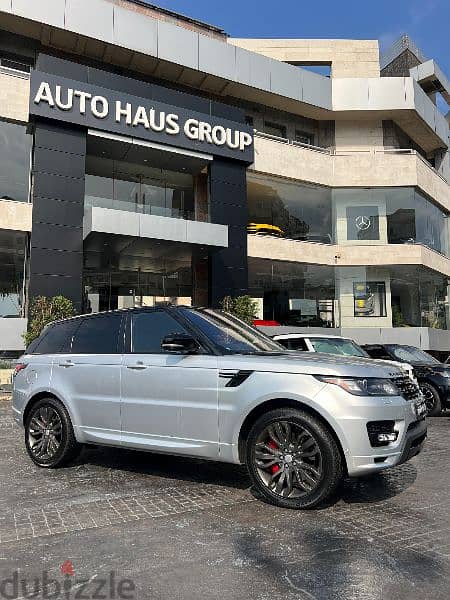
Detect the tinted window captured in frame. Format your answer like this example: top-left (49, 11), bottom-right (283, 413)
top-left (181, 309), bottom-right (284, 354)
top-left (364, 347), bottom-right (391, 360)
top-left (287, 338), bottom-right (308, 351)
top-left (131, 311), bottom-right (189, 353)
top-left (32, 320), bottom-right (80, 354)
top-left (0, 121), bottom-right (32, 202)
top-left (387, 345), bottom-right (439, 364)
top-left (309, 338), bottom-right (368, 357)
top-left (71, 314), bottom-right (122, 354)
top-left (277, 338), bottom-right (308, 351)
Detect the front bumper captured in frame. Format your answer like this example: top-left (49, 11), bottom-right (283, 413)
top-left (398, 418), bottom-right (427, 465)
top-left (313, 386), bottom-right (427, 477)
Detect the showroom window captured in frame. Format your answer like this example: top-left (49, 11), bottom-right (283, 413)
top-left (85, 155), bottom-right (196, 220)
top-left (248, 258), bottom-right (335, 327)
top-left (247, 173), bottom-right (332, 242)
top-left (390, 266), bottom-right (449, 329)
top-left (0, 231), bottom-right (27, 317)
top-left (385, 188), bottom-right (448, 256)
top-left (353, 282), bottom-right (387, 318)
top-left (0, 120), bottom-right (32, 203)
top-left (334, 187), bottom-right (448, 255)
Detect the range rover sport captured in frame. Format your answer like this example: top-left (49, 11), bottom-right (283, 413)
top-left (12, 307), bottom-right (427, 509)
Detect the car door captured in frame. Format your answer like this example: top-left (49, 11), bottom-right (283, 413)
top-left (121, 309), bottom-right (219, 458)
top-left (51, 313), bottom-right (124, 445)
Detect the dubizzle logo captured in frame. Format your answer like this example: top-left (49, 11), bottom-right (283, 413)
top-left (0, 562), bottom-right (135, 599)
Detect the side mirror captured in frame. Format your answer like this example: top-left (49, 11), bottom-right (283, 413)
top-left (161, 333), bottom-right (199, 354)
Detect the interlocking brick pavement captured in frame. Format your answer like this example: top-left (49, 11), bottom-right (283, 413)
top-left (1, 398), bottom-right (449, 600)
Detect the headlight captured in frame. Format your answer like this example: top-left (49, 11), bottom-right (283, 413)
top-left (315, 376), bottom-right (399, 396)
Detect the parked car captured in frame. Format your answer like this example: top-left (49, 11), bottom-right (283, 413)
top-left (247, 223), bottom-right (284, 237)
top-left (13, 307), bottom-right (426, 509)
top-left (272, 334), bottom-right (416, 382)
top-left (363, 344), bottom-right (450, 416)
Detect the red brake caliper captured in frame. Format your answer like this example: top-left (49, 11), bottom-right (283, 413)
top-left (268, 440), bottom-right (280, 474)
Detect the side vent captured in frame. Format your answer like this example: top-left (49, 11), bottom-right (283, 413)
top-left (219, 370), bottom-right (253, 388)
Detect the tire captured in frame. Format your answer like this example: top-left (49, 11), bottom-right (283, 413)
top-left (420, 382), bottom-right (442, 416)
top-left (245, 408), bottom-right (343, 509)
top-left (25, 397), bottom-right (81, 468)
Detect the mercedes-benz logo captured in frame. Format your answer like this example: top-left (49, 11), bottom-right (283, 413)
top-left (355, 215), bottom-right (371, 230)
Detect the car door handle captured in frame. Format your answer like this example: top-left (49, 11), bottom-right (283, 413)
top-left (126, 362), bottom-right (148, 370)
top-left (59, 360), bottom-right (75, 367)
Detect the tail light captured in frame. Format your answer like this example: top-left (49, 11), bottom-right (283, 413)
top-left (13, 363), bottom-right (27, 377)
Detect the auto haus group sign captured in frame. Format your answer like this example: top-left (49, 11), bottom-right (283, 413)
top-left (29, 71), bottom-right (254, 162)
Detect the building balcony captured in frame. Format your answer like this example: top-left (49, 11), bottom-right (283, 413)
top-left (252, 133), bottom-right (450, 211)
top-left (83, 206), bottom-right (228, 247)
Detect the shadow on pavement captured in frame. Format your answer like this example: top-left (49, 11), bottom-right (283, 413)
top-left (79, 444), bottom-right (251, 490)
top-left (78, 443), bottom-right (417, 505)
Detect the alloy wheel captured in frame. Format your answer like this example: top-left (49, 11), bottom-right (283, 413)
top-left (28, 406), bottom-right (63, 461)
top-left (420, 386), bottom-right (437, 413)
top-left (253, 420), bottom-right (323, 498)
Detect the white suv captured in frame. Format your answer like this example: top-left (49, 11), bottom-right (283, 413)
top-left (13, 307), bottom-right (427, 509)
top-left (273, 333), bottom-right (416, 381)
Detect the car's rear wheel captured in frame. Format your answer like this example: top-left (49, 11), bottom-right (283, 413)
top-left (25, 397), bottom-right (81, 467)
top-left (245, 408), bottom-right (343, 509)
top-left (420, 383), bottom-right (442, 416)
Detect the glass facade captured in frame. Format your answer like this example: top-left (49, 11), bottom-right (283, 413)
top-left (385, 188), bottom-right (448, 256)
top-left (248, 258), bottom-right (335, 326)
top-left (334, 187), bottom-right (449, 255)
top-left (248, 259), bottom-right (449, 330)
top-left (83, 239), bottom-right (193, 313)
top-left (247, 173), bottom-right (332, 243)
top-left (390, 266), bottom-right (449, 329)
top-left (0, 230), bottom-right (27, 317)
top-left (0, 120), bottom-right (31, 203)
top-left (85, 155), bottom-right (197, 220)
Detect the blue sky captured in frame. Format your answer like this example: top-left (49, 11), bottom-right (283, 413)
top-left (150, 0), bottom-right (449, 77)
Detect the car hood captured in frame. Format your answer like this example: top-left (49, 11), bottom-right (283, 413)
top-left (218, 351), bottom-right (403, 378)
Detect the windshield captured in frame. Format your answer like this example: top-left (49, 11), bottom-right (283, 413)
top-left (181, 308), bottom-right (286, 354)
top-left (387, 345), bottom-right (439, 364)
top-left (309, 338), bottom-right (369, 357)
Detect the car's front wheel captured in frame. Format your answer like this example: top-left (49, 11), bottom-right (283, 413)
top-left (419, 382), bottom-right (442, 416)
top-left (25, 397), bottom-right (81, 468)
top-left (245, 408), bottom-right (343, 509)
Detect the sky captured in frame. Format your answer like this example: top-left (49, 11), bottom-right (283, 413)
top-left (149, 0), bottom-right (450, 78)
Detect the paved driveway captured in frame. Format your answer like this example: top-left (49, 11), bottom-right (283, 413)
top-left (1, 398), bottom-right (449, 600)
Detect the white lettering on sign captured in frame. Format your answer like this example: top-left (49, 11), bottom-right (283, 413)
top-left (33, 81), bottom-right (253, 153)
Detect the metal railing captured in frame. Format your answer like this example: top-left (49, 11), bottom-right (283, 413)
top-left (254, 131), bottom-right (449, 185)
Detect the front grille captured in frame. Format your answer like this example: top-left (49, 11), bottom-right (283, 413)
top-left (391, 375), bottom-right (421, 402)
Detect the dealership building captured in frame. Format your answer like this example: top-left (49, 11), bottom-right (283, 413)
top-left (0, 0), bottom-right (450, 354)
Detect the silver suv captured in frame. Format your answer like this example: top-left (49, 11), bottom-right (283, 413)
top-left (12, 307), bottom-right (427, 509)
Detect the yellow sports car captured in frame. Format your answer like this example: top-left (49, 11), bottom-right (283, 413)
top-left (247, 223), bottom-right (285, 237)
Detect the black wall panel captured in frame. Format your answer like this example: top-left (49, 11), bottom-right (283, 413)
top-left (29, 121), bottom-right (86, 312)
top-left (208, 160), bottom-right (248, 306)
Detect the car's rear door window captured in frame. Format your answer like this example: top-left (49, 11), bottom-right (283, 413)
top-left (71, 314), bottom-right (123, 354)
